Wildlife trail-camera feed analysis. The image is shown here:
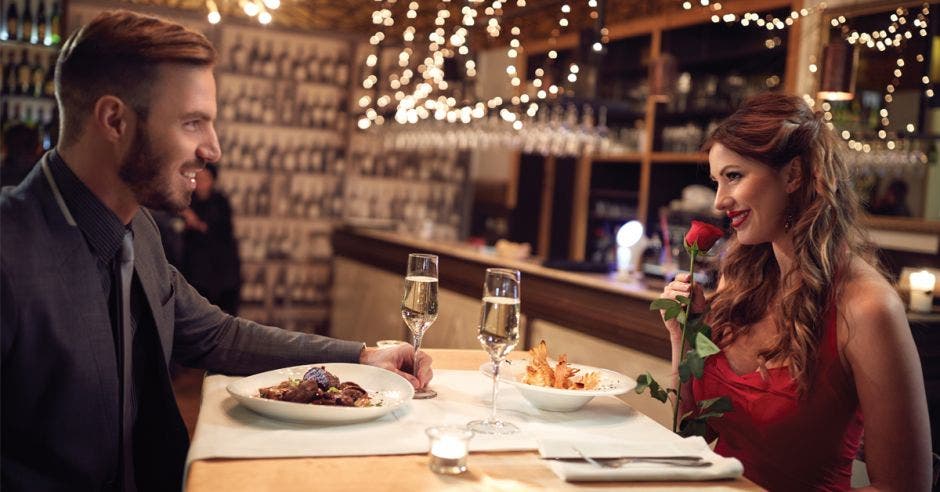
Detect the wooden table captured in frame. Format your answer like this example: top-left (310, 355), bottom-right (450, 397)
top-left (185, 349), bottom-right (759, 491)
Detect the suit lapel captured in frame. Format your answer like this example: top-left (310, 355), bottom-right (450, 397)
top-left (132, 213), bottom-right (175, 367)
top-left (35, 155), bottom-right (120, 438)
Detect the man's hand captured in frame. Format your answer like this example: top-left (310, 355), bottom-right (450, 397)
top-left (359, 343), bottom-right (433, 390)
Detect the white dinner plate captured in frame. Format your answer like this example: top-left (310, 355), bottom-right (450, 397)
top-left (226, 363), bottom-right (414, 424)
top-left (480, 360), bottom-right (637, 412)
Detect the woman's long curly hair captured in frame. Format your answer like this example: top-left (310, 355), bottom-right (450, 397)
top-left (704, 93), bottom-right (877, 395)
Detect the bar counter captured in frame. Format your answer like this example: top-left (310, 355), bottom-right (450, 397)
top-left (331, 227), bottom-right (670, 359)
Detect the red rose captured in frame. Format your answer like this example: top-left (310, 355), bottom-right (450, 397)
top-left (684, 220), bottom-right (724, 253)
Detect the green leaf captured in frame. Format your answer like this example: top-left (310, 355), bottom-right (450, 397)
top-left (695, 332), bottom-right (721, 357)
top-left (634, 372), bottom-right (652, 393)
top-left (663, 304), bottom-right (682, 321)
top-left (674, 295), bottom-right (691, 306)
top-left (679, 418), bottom-right (710, 438)
top-left (686, 350), bottom-right (705, 379)
top-left (634, 372), bottom-right (669, 403)
top-left (678, 360), bottom-right (691, 383)
top-left (650, 298), bottom-right (679, 311)
top-left (700, 323), bottom-right (712, 339)
top-left (676, 310), bottom-right (688, 326)
top-left (699, 396), bottom-right (733, 414)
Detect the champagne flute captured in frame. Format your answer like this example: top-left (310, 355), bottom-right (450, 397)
top-left (468, 268), bottom-right (521, 434)
top-left (400, 253), bottom-right (439, 399)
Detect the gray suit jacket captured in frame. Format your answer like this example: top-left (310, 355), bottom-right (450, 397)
top-left (1, 153), bottom-right (364, 491)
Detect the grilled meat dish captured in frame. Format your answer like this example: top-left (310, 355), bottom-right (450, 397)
top-left (258, 367), bottom-right (373, 407)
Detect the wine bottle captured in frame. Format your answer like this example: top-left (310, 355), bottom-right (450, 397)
top-left (334, 55), bottom-right (349, 87)
top-left (262, 40), bottom-right (277, 79)
top-left (4, 53), bottom-right (17, 96)
top-left (48, 0), bottom-right (59, 44)
top-left (228, 34), bottom-right (244, 72)
top-left (38, 105), bottom-right (54, 149)
top-left (36, 0), bottom-right (46, 44)
top-left (41, 52), bottom-right (54, 97)
top-left (277, 42), bottom-right (291, 80)
top-left (6, 0), bottom-right (19, 41)
top-left (291, 46), bottom-right (307, 82)
top-left (248, 38), bottom-right (261, 76)
top-left (319, 52), bottom-right (334, 85)
top-left (30, 52), bottom-right (44, 97)
top-left (21, 0), bottom-right (33, 43)
top-left (0, 100), bottom-right (9, 128)
top-left (306, 48), bottom-right (320, 83)
top-left (16, 49), bottom-right (31, 95)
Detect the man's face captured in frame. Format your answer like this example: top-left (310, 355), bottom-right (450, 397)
top-left (118, 64), bottom-right (221, 212)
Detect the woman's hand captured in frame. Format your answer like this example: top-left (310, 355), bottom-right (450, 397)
top-left (660, 273), bottom-right (707, 341)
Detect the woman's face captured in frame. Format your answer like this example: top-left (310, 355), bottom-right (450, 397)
top-left (709, 143), bottom-right (792, 245)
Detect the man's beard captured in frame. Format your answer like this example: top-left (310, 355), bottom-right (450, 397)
top-left (117, 124), bottom-right (197, 213)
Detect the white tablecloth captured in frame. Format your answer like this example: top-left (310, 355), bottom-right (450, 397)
top-left (186, 369), bottom-right (680, 469)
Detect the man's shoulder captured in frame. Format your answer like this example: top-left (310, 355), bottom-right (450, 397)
top-left (1, 173), bottom-right (45, 229)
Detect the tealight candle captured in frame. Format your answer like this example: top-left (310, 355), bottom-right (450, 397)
top-left (909, 270), bottom-right (936, 313)
top-left (425, 426), bottom-right (473, 475)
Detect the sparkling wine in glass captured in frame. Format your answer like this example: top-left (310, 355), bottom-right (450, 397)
top-left (401, 253), bottom-right (439, 399)
top-left (468, 268), bottom-right (521, 434)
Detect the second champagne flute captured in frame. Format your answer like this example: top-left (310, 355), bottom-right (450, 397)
top-left (400, 253), bottom-right (439, 399)
top-left (468, 268), bottom-right (521, 434)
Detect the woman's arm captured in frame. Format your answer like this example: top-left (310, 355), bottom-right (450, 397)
top-left (842, 275), bottom-right (931, 491)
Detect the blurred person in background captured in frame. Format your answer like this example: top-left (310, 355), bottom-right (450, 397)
top-left (180, 163), bottom-right (241, 315)
top-left (871, 179), bottom-right (912, 217)
top-left (1, 123), bottom-right (42, 188)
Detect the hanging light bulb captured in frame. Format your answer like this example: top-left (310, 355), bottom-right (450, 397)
top-left (206, 0), bottom-right (220, 24)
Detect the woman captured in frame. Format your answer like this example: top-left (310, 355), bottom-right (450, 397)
top-left (661, 93), bottom-right (931, 490)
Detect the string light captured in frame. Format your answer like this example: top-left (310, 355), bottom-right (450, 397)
top-left (683, 0), bottom-right (824, 29)
top-left (206, 0), bottom-right (281, 25)
top-left (820, 4), bottom-right (931, 153)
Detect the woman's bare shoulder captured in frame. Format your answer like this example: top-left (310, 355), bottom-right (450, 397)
top-left (837, 259), bottom-right (907, 339)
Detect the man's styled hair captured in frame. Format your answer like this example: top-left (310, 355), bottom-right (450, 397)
top-left (55, 9), bottom-right (217, 146)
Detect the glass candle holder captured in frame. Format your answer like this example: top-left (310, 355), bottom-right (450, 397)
top-left (425, 426), bottom-right (474, 475)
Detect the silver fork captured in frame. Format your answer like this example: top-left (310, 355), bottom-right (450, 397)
top-left (570, 447), bottom-right (712, 468)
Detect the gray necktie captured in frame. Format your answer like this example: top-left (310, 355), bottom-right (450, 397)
top-left (119, 229), bottom-right (137, 492)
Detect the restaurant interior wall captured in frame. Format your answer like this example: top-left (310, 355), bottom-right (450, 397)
top-left (62, 0), bottom-right (475, 338)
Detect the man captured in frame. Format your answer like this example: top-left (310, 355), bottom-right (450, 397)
top-left (0, 10), bottom-right (432, 492)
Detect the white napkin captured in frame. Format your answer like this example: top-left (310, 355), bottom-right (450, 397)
top-left (538, 436), bottom-right (744, 482)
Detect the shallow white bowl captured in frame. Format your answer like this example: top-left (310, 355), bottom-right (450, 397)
top-left (227, 363), bottom-right (413, 424)
top-left (480, 361), bottom-right (636, 412)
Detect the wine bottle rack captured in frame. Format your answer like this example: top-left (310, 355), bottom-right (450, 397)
top-left (215, 23), bottom-right (354, 333)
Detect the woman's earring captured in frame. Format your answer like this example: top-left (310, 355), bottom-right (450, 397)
top-left (784, 211), bottom-right (794, 231)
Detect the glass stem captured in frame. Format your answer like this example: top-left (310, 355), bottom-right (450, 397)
top-left (412, 332), bottom-right (423, 379)
top-left (490, 358), bottom-right (500, 421)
